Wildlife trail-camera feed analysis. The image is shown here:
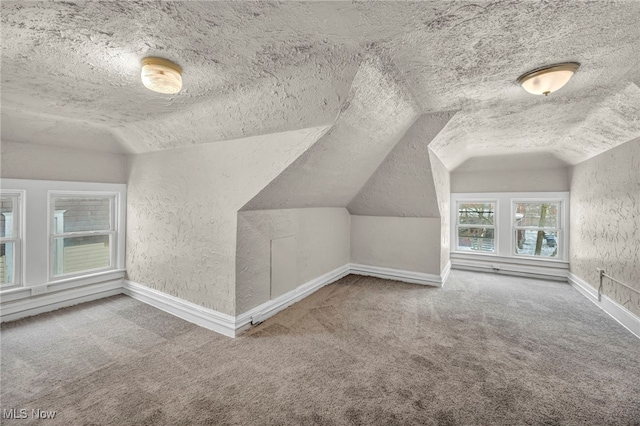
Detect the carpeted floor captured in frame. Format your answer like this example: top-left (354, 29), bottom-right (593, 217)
top-left (1, 270), bottom-right (639, 425)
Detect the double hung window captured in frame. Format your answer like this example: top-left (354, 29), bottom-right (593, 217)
top-left (0, 193), bottom-right (22, 287)
top-left (456, 202), bottom-right (496, 253)
top-left (513, 202), bottom-right (561, 258)
top-left (50, 193), bottom-right (117, 278)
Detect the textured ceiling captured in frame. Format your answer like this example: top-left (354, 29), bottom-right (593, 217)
top-left (2, 1), bottom-right (639, 168)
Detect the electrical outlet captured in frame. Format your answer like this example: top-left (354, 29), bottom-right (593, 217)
top-left (31, 285), bottom-right (48, 296)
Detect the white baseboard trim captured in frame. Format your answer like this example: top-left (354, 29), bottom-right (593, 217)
top-left (349, 263), bottom-right (448, 287)
top-left (238, 264), bottom-right (351, 329)
top-left (568, 273), bottom-right (640, 339)
top-left (123, 281), bottom-right (237, 338)
top-left (0, 279), bottom-right (123, 323)
top-left (124, 264), bottom-right (351, 337)
top-left (9, 264), bottom-right (636, 343)
top-left (1, 262), bottom-right (444, 337)
top-left (126, 262), bottom-right (444, 337)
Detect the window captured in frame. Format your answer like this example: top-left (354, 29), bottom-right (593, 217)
top-left (513, 201), bottom-right (561, 258)
top-left (1, 180), bottom-right (125, 296)
top-left (451, 192), bottom-right (569, 263)
top-left (50, 193), bottom-right (117, 278)
top-left (1, 193), bottom-right (22, 287)
top-left (456, 202), bottom-right (496, 253)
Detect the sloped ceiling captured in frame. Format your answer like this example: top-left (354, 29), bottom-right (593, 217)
top-left (242, 56), bottom-right (418, 210)
top-left (348, 112), bottom-right (455, 217)
top-left (1, 109), bottom-right (126, 154)
top-left (2, 1), bottom-right (639, 167)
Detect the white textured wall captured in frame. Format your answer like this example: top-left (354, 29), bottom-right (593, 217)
top-left (126, 127), bottom-right (328, 315)
top-left (351, 215), bottom-right (441, 275)
top-left (236, 208), bottom-right (350, 315)
top-left (1, 141), bottom-right (127, 183)
top-left (570, 138), bottom-right (640, 317)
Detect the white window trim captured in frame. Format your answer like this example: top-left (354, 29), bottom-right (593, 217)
top-left (0, 190), bottom-right (25, 289)
top-left (48, 191), bottom-right (120, 281)
top-left (451, 192), bottom-right (570, 263)
top-left (455, 199), bottom-right (498, 254)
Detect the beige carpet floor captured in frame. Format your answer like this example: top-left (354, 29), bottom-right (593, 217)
top-left (1, 270), bottom-right (639, 425)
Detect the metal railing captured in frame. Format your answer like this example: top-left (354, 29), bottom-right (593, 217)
top-left (596, 268), bottom-right (640, 301)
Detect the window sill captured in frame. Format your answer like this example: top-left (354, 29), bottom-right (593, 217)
top-left (451, 251), bottom-right (568, 266)
top-left (0, 269), bottom-right (125, 303)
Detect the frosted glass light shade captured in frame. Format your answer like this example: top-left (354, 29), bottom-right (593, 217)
top-left (141, 57), bottom-right (182, 94)
top-left (517, 63), bottom-right (580, 96)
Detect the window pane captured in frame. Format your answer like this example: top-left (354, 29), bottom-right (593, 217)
top-left (53, 197), bottom-right (112, 233)
top-left (457, 228), bottom-right (495, 253)
top-left (1, 197), bottom-right (14, 238)
top-left (53, 235), bottom-right (110, 275)
top-left (1, 242), bottom-right (14, 284)
top-left (514, 203), bottom-right (559, 228)
top-left (458, 203), bottom-right (495, 225)
top-left (515, 230), bottom-right (558, 258)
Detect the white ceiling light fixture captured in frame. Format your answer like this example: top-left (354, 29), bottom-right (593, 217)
top-left (517, 62), bottom-right (580, 96)
top-left (141, 57), bottom-right (182, 94)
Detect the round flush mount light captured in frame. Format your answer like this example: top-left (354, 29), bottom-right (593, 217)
top-left (517, 62), bottom-right (580, 96)
top-left (141, 57), bottom-right (182, 94)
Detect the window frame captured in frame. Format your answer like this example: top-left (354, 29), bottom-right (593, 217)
top-left (511, 198), bottom-right (564, 260)
top-left (48, 191), bottom-right (119, 281)
top-left (455, 199), bottom-right (498, 254)
top-left (0, 191), bottom-right (25, 289)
